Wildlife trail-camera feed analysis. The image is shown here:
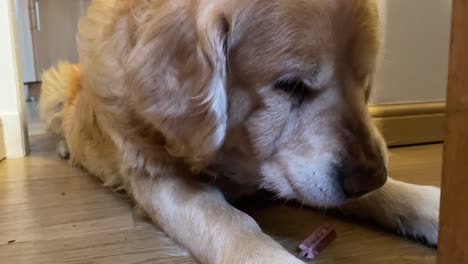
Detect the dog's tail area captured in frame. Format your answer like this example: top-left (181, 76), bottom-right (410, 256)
top-left (39, 62), bottom-right (81, 136)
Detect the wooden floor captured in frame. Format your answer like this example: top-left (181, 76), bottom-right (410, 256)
top-left (0, 134), bottom-right (442, 264)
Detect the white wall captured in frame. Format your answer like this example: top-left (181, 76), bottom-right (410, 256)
top-left (371, 0), bottom-right (452, 105)
top-left (0, 0), bottom-right (29, 158)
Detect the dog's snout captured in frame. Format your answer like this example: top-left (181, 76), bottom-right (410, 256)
top-left (336, 162), bottom-right (387, 198)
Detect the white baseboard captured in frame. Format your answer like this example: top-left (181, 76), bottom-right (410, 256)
top-left (370, 102), bottom-right (446, 146)
top-left (0, 112), bottom-right (29, 158)
top-left (0, 119), bottom-right (5, 161)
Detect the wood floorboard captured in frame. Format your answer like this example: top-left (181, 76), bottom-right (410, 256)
top-left (0, 135), bottom-right (441, 263)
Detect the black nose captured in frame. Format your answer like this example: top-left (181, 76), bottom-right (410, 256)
top-left (336, 164), bottom-right (387, 198)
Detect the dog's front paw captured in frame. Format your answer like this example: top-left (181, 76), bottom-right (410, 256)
top-left (56, 139), bottom-right (70, 160)
top-left (342, 179), bottom-right (440, 246)
top-left (392, 185), bottom-right (440, 246)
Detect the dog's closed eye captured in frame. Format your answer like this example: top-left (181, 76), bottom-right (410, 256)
top-left (274, 78), bottom-right (307, 105)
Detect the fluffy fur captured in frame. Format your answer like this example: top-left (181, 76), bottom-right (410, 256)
top-left (40, 0), bottom-right (440, 263)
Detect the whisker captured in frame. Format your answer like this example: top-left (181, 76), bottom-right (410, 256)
top-left (299, 199), bottom-right (305, 209)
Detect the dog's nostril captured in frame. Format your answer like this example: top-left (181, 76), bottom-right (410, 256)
top-left (338, 165), bottom-right (387, 199)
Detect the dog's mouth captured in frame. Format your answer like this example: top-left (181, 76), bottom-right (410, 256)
top-left (296, 187), bottom-right (349, 209)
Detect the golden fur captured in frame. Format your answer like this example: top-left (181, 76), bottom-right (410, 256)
top-left (40, 0), bottom-right (440, 263)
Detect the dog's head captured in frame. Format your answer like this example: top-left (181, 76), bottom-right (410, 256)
top-left (131, 0), bottom-right (387, 207)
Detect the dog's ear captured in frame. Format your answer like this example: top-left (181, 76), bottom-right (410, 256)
top-left (126, 7), bottom-right (229, 170)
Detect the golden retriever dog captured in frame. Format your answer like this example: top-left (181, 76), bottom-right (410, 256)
top-left (39, 0), bottom-right (440, 263)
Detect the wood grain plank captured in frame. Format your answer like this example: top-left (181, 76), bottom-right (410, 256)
top-left (0, 135), bottom-right (442, 263)
top-left (438, 0), bottom-right (468, 263)
top-left (0, 176), bottom-right (134, 243)
top-left (0, 227), bottom-right (193, 264)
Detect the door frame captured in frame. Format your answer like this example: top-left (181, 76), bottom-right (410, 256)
top-left (0, 0), bottom-right (29, 158)
top-left (437, 0), bottom-right (468, 262)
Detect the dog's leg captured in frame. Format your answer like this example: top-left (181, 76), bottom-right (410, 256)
top-left (56, 139), bottom-right (70, 160)
top-left (130, 174), bottom-right (304, 264)
top-left (342, 178), bottom-right (440, 246)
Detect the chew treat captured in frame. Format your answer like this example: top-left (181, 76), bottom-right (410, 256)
top-left (298, 224), bottom-right (337, 260)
